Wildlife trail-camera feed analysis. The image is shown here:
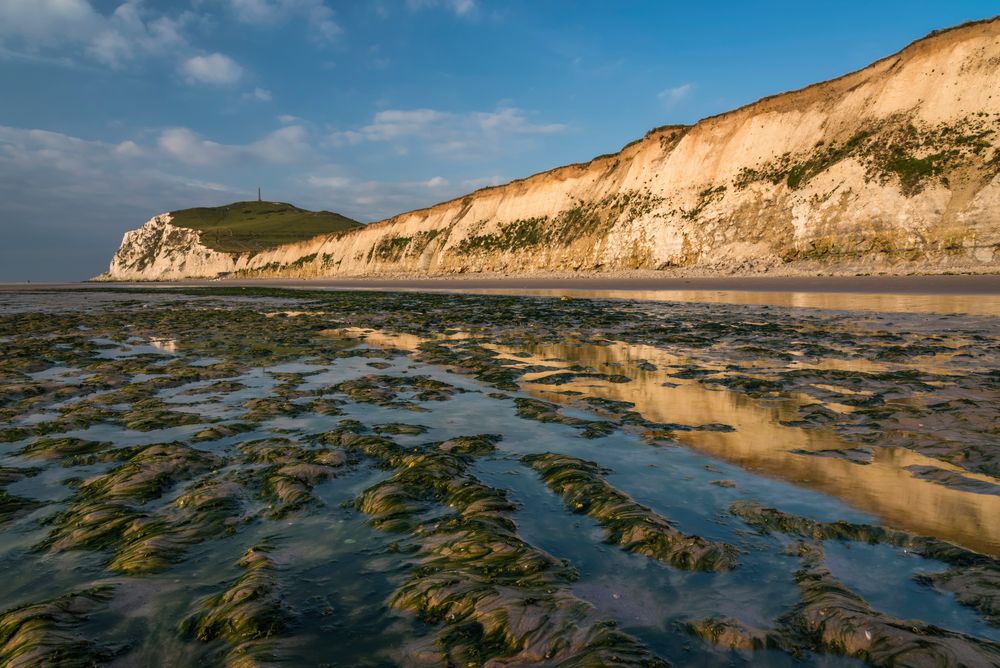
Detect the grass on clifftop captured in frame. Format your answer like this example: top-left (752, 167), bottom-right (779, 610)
top-left (169, 201), bottom-right (362, 253)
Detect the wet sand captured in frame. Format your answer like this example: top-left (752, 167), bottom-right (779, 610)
top-left (3, 273), bottom-right (1000, 294)
top-left (7, 274), bottom-right (1000, 315)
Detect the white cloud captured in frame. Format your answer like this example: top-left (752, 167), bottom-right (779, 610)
top-left (158, 127), bottom-right (234, 166)
top-left (157, 125), bottom-right (313, 166)
top-left (304, 172), bottom-right (463, 221)
top-left (406, 0), bottom-right (477, 16)
top-left (0, 0), bottom-right (193, 68)
top-left (0, 124), bottom-right (245, 279)
top-left (657, 83), bottom-right (692, 107)
top-left (0, 0), bottom-right (101, 44)
top-left (245, 87), bottom-right (273, 101)
top-left (88, 2), bottom-right (190, 67)
top-left (181, 53), bottom-right (243, 85)
top-left (277, 114), bottom-right (301, 124)
top-left (328, 106), bottom-right (565, 158)
top-left (226, 0), bottom-right (341, 42)
top-left (247, 125), bottom-right (311, 164)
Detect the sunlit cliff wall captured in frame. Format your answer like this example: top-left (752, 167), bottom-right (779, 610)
top-left (100, 18), bottom-right (1000, 280)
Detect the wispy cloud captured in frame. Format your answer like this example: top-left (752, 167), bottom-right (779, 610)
top-left (657, 83), bottom-right (693, 107)
top-left (406, 0), bottom-right (478, 17)
top-left (244, 87), bottom-right (273, 102)
top-left (329, 106), bottom-right (565, 158)
top-left (226, 0), bottom-right (342, 43)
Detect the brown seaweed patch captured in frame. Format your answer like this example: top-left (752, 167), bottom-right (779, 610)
top-left (523, 453), bottom-right (738, 571)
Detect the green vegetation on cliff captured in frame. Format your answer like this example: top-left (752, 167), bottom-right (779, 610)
top-left (169, 201), bottom-right (361, 253)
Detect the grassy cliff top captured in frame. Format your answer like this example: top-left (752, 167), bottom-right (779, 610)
top-left (168, 201), bottom-right (362, 253)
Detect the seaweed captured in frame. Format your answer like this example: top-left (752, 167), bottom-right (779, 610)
top-left (524, 453), bottom-right (738, 571)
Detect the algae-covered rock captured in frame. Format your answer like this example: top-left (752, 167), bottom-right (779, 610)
top-left (353, 439), bottom-right (668, 666)
top-left (108, 475), bottom-right (248, 574)
top-left (914, 566), bottom-right (1000, 628)
top-left (238, 438), bottom-right (345, 516)
top-left (0, 466), bottom-right (41, 486)
top-left (438, 434), bottom-right (501, 456)
top-left (372, 423), bottom-right (430, 436)
top-left (192, 422), bottom-right (255, 442)
top-left (730, 500), bottom-right (986, 566)
top-left (776, 542), bottom-right (1000, 666)
top-left (18, 437), bottom-right (111, 460)
top-left (0, 587), bottom-right (118, 667)
top-left (687, 616), bottom-right (770, 651)
top-left (0, 490), bottom-right (42, 526)
top-left (334, 374), bottom-right (460, 410)
top-left (524, 453), bottom-right (738, 571)
top-left (180, 545), bottom-right (290, 667)
top-left (514, 397), bottom-right (615, 438)
top-left (81, 442), bottom-right (223, 503)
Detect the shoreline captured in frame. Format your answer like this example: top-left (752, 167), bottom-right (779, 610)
top-left (5, 272), bottom-right (1000, 295)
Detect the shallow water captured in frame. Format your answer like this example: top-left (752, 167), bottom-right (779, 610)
top-left (0, 287), bottom-right (998, 666)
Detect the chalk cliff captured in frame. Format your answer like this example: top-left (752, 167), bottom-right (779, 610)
top-left (100, 18), bottom-right (1000, 281)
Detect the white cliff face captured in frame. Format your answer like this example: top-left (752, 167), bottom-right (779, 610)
top-left (99, 214), bottom-right (239, 281)
top-left (100, 19), bottom-right (1000, 281)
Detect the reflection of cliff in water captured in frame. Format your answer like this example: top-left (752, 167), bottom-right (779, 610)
top-left (494, 338), bottom-right (1000, 557)
top-left (413, 288), bottom-right (1000, 316)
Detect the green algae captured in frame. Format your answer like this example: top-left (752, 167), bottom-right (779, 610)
top-left (350, 437), bottom-right (668, 666)
top-left (730, 500), bottom-right (985, 566)
top-left (0, 587), bottom-right (118, 668)
top-left (179, 544), bottom-right (290, 666)
top-left (777, 542), bottom-right (1000, 665)
top-left (731, 501), bottom-right (1000, 631)
top-left (690, 543), bottom-right (1000, 664)
top-left (514, 397), bottom-right (616, 438)
top-left (524, 453), bottom-right (738, 571)
top-left (2, 286), bottom-right (999, 665)
top-left (372, 423), bottom-right (429, 436)
top-left (333, 374), bottom-right (461, 410)
top-left (80, 442), bottom-right (223, 503)
top-left (18, 437), bottom-right (111, 461)
top-left (0, 490), bottom-right (42, 526)
top-left (192, 422), bottom-right (255, 442)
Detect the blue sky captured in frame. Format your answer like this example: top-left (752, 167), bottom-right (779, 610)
top-left (0, 1), bottom-right (996, 281)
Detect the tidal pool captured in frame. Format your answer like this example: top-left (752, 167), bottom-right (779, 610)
top-left (0, 286), bottom-right (998, 666)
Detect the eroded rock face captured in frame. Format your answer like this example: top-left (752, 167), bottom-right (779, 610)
top-left (99, 19), bottom-right (1000, 281)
